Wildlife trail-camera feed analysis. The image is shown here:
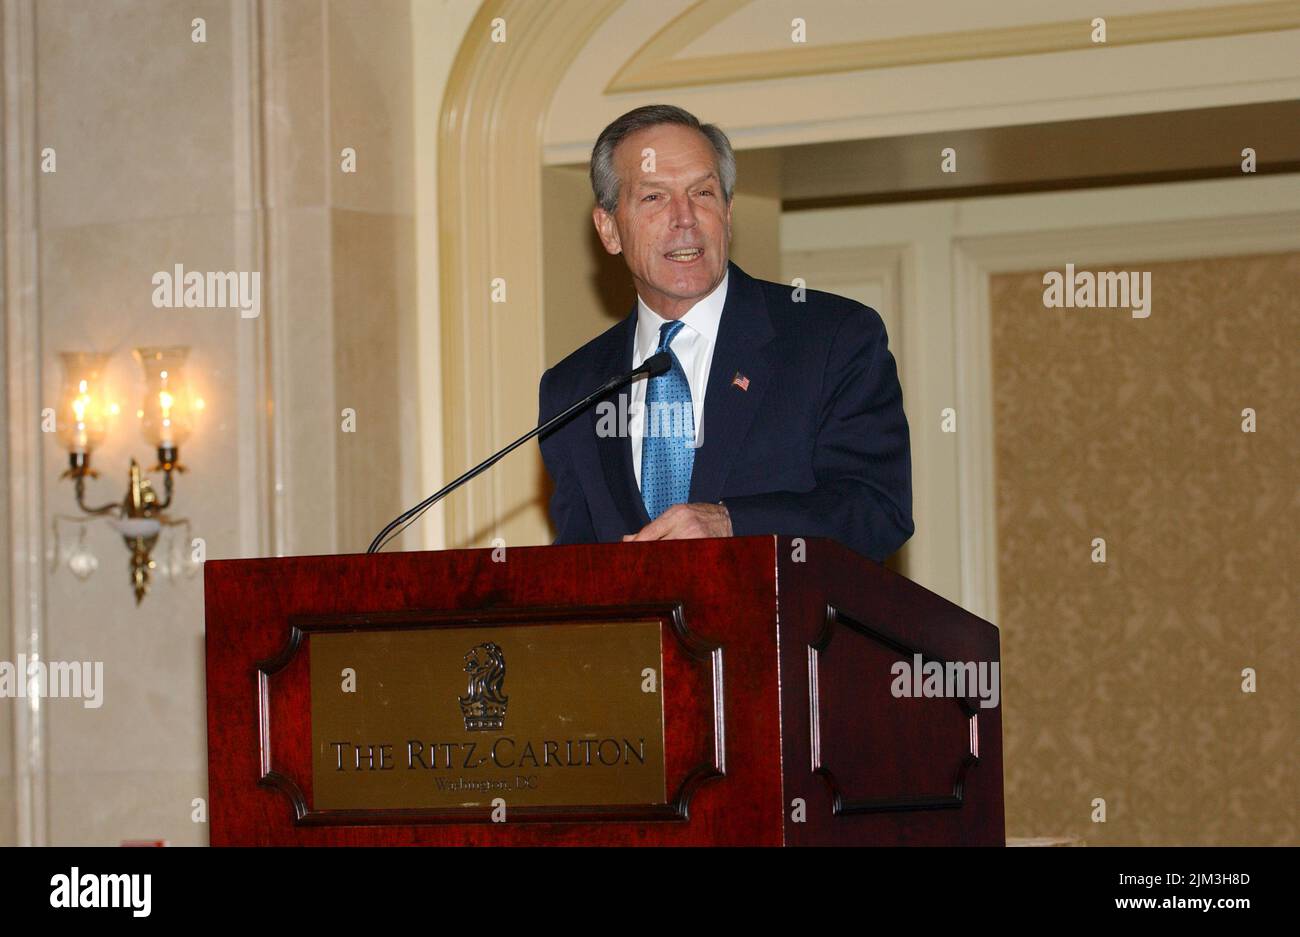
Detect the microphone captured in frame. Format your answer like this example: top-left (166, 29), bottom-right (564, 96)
top-left (366, 351), bottom-right (672, 553)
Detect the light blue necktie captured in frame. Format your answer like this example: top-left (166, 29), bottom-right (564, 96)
top-left (641, 320), bottom-right (695, 520)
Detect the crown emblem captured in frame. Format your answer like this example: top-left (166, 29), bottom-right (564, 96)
top-left (458, 642), bottom-right (508, 732)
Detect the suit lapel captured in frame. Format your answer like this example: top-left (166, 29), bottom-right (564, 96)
top-left (593, 309), bottom-right (652, 531)
top-left (591, 262), bottom-right (776, 531)
top-left (688, 262), bottom-right (776, 504)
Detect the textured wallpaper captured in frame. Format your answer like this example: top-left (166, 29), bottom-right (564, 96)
top-left (990, 251), bottom-right (1298, 845)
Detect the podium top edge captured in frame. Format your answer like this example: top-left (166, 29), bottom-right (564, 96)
top-left (202, 534), bottom-right (837, 569)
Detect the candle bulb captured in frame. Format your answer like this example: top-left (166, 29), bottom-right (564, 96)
top-left (57, 353), bottom-right (111, 457)
top-left (133, 347), bottom-right (193, 451)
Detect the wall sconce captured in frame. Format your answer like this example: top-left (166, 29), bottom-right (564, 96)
top-left (56, 346), bottom-right (202, 604)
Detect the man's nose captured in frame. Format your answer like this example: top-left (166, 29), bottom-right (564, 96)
top-left (670, 195), bottom-right (698, 228)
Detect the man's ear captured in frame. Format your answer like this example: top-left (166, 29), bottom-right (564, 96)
top-left (593, 205), bottom-right (622, 256)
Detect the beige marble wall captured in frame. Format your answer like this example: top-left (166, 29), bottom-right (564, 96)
top-left (32, 0), bottom-right (239, 847)
top-left (2, 0), bottom-right (435, 845)
top-left (327, 0), bottom-right (417, 553)
top-left (331, 208), bottom-right (415, 552)
top-left (264, 0), bottom-right (337, 557)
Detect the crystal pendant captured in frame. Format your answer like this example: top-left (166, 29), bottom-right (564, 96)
top-left (67, 526), bottom-right (99, 580)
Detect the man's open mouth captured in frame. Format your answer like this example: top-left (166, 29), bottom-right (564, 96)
top-left (664, 248), bottom-right (704, 263)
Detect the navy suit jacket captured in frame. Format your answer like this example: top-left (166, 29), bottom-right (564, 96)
top-left (537, 261), bottom-right (913, 562)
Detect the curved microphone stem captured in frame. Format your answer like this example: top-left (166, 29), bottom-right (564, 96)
top-left (365, 352), bottom-right (669, 554)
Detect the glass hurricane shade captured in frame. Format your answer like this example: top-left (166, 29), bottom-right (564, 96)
top-left (57, 352), bottom-right (112, 454)
top-left (133, 346), bottom-right (194, 449)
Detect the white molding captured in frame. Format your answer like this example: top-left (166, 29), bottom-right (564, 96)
top-left (409, 0), bottom-right (470, 552)
top-left (2, 0), bottom-right (45, 846)
top-left (608, 0), bottom-right (1300, 94)
top-left (434, 0), bottom-right (622, 549)
top-left (231, 0), bottom-right (274, 558)
top-left (951, 243), bottom-right (999, 625)
top-left (952, 205), bottom-right (1300, 626)
top-left (780, 245), bottom-right (906, 330)
top-left (254, 0), bottom-right (299, 557)
top-left (781, 245), bottom-right (914, 577)
top-left (544, 74), bottom-right (1300, 164)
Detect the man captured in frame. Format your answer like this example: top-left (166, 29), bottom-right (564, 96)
top-left (537, 104), bottom-right (913, 563)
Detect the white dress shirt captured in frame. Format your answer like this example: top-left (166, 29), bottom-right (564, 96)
top-left (629, 270), bottom-right (729, 491)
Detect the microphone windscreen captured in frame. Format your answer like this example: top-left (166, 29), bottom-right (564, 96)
top-left (643, 351), bottom-right (671, 377)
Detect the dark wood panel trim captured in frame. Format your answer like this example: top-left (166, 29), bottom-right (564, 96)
top-left (809, 603), bottom-right (980, 814)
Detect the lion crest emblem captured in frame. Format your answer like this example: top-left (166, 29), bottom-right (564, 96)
top-left (458, 642), bottom-right (508, 731)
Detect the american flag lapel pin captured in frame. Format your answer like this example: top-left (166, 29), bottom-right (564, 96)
top-left (731, 371), bottom-right (750, 391)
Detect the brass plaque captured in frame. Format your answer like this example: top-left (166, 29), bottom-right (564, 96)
top-left (309, 621), bottom-right (666, 811)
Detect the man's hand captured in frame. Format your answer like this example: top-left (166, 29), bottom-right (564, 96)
top-left (622, 503), bottom-right (732, 542)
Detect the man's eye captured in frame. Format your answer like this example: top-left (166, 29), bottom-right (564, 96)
top-left (696, 190), bottom-right (713, 197)
top-left (642, 194), bottom-right (660, 202)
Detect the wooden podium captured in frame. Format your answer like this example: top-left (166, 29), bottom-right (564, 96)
top-left (205, 536), bottom-right (1004, 845)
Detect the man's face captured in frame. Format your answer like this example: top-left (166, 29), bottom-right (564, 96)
top-left (593, 123), bottom-right (732, 320)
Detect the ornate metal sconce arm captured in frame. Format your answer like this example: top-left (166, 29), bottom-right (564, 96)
top-left (63, 454), bottom-right (118, 515)
top-left (150, 445), bottom-right (185, 511)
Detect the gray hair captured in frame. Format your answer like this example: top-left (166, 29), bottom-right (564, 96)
top-left (589, 104), bottom-right (736, 213)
